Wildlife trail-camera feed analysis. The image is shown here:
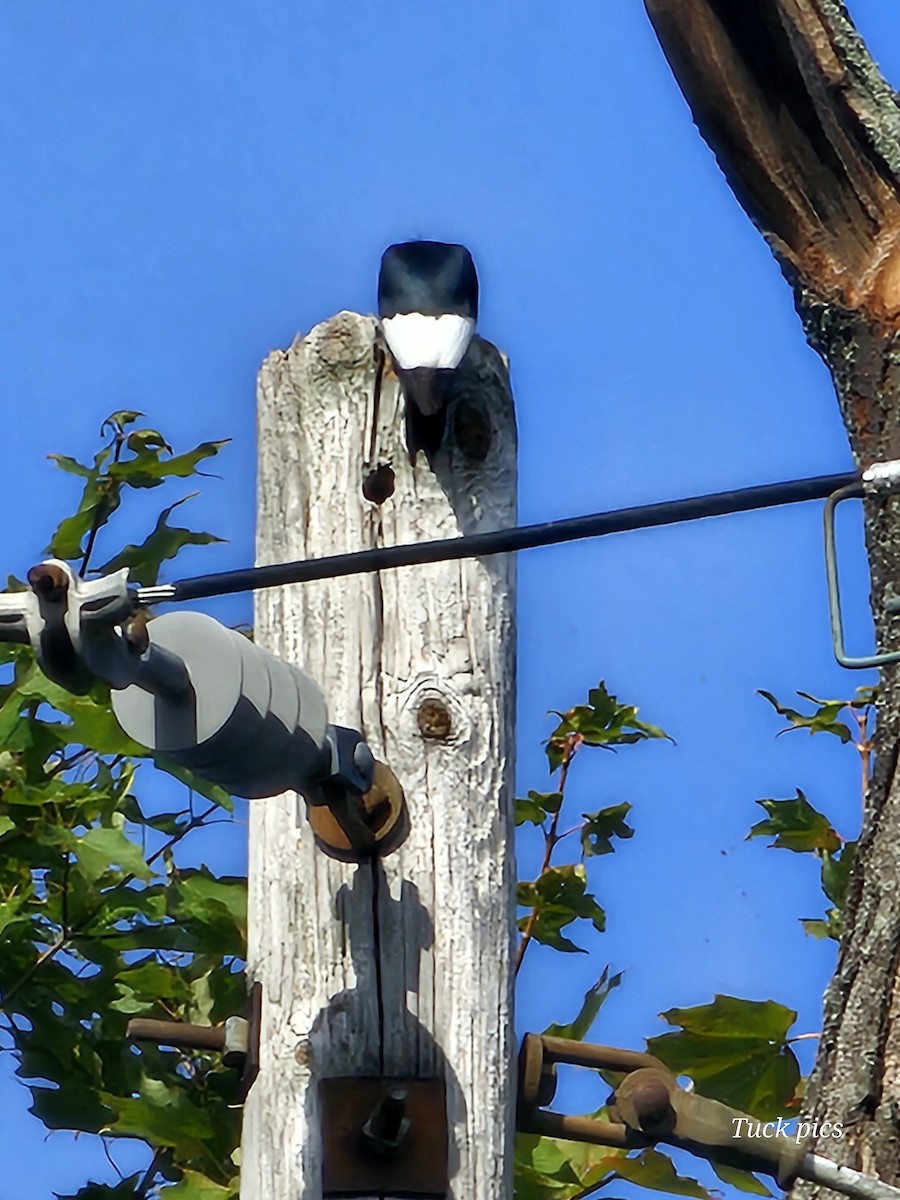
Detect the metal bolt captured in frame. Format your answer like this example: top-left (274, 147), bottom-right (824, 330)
top-left (417, 698), bottom-right (452, 740)
top-left (361, 1087), bottom-right (411, 1156)
top-left (630, 1077), bottom-right (676, 1134)
top-left (353, 740), bottom-right (375, 779)
top-left (27, 563), bottom-right (69, 602)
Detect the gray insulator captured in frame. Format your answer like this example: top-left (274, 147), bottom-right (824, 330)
top-left (111, 611), bottom-right (329, 799)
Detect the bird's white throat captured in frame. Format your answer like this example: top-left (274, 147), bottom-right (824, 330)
top-left (381, 313), bottom-right (475, 371)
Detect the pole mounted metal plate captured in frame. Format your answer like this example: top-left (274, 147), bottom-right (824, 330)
top-left (320, 1077), bottom-right (448, 1197)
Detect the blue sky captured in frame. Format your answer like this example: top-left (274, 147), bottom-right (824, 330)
top-left (1, 2), bottom-right (898, 1195)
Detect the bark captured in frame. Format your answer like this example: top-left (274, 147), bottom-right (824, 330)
top-left (241, 312), bottom-right (517, 1200)
top-left (644, 0), bottom-right (900, 1188)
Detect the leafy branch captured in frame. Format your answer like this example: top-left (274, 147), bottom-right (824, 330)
top-left (515, 683), bottom-right (670, 973)
top-left (752, 687), bottom-right (875, 940)
top-left (0, 414), bottom-right (242, 1199)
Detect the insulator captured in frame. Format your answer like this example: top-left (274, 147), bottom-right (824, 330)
top-left (111, 611), bottom-right (329, 798)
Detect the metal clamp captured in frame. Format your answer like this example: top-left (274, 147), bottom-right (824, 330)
top-left (127, 982), bottom-right (261, 1099)
top-left (0, 562), bottom-right (409, 859)
top-left (320, 1077), bottom-right (447, 1196)
top-left (0, 561), bottom-right (160, 695)
top-left (824, 462), bottom-right (900, 669)
top-left (517, 1034), bottom-right (808, 1185)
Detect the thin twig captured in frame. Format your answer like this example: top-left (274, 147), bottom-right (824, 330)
top-left (135, 1147), bottom-right (165, 1199)
top-left (45, 748), bottom-right (95, 779)
top-left (515, 738), bottom-right (579, 974)
top-left (60, 854), bottom-right (70, 938)
top-left (79, 426), bottom-right (125, 575)
top-left (101, 1136), bottom-right (125, 1182)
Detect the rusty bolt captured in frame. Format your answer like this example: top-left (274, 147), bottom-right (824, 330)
top-left (123, 611), bottom-right (151, 656)
top-left (629, 1077), bottom-right (676, 1134)
top-left (417, 698), bottom-right (452, 740)
top-left (27, 562), bottom-right (69, 602)
top-left (361, 1088), bottom-right (410, 1156)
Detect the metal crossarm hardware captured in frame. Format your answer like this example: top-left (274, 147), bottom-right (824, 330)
top-left (127, 983), bottom-right (262, 1098)
top-left (0, 561), bottom-right (408, 860)
top-left (517, 1035), bottom-right (900, 1200)
top-left (824, 460), bottom-right (900, 669)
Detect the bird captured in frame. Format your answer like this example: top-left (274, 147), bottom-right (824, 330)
top-left (377, 240), bottom-right (479, 459)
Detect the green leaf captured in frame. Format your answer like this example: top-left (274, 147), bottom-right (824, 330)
top-left (109, 439), bottom-right (230, 490)
top-left (822, 842), bottom-right (856, 909)
top-left (0, 893), bottom-right (31, 935)
top-left (47, 479), bottom-right (121, 561)
top-left (581, 803), bottom-right (634, 857)
top-left (801, 918), bottom-right (835, 939)
top-left (518, 865), bottom-right (605, 953)
top-left (648, 995), bottom-right (801, 1120)
top-left (155, 756), bottom-right (234, 812)
top-left (515, 1129), bottom-right (624, 1200)
top-left (98, 494), bottom-right (225, 586)
top-left (711, 1161), bottom-right (773, 1195)
top-left (515, 791), bottom-right (563, 827)
top-left (544, 966), bottom-right (623, 1040)
top-left (126, 428), bottom-right (172, 455)
top-left (748, 791), bottom-right (841, 854)
top-left (758, 690), bottom-right (853, 743)
top-left (30, 1086), bottom-right (116, 1134)
top-left (103, 410), bottom-right (144, 432)
top-left (54, 1176), bottom-right (146, 1199)
top-left (164, 1172), bottom-right (240, 1199)
top-left (172, 868), bottom-right (248, 952)
top-left (47, 453), bottom-right (93, 479)
top-left (105, 1076), bottom-right (215, 1150)
top-left (610, 1148), bottom-right (712, 1198)
top-left (546, 682), bottom-right (671, 769)
top-left (15, 664), bottom-right (147, 756)
top-left (75, 826), bottom-right (152, 883)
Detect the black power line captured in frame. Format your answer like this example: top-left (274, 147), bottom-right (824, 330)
top-left (137, 470), bottom-right (862, 606)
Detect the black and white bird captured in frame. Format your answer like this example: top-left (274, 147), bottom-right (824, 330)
top-left (377, 240), bottom-right (479, 458)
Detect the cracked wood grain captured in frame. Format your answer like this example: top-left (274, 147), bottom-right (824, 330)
top-left (240, 312), bottom-right (517, 1200)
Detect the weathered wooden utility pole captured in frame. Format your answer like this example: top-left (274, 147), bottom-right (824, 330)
top-left (241, 311), bottom-right (517, 1199)
top-left (643, 1), bottom-right (900, 1192)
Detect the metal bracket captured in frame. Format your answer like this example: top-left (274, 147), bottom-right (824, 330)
top-left (320, 1077), bottom-right (447, 1196)
top-left (517, 1034), bottom-right (808, 1185)
top-left (0, 564), bottom-right (410, 859)
top-left (306, 760), bottom-right (409, 862)
top-left (824, 462), bottom-right (900, 669)
top-left (127, 981), bottom-right (261, 1099)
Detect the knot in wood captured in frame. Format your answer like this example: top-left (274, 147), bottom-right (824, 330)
top-left (417, 698), bottom-right (452, 740)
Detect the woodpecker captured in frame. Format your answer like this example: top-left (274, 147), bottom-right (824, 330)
top-left (377, 240), bottom-right (479, 459)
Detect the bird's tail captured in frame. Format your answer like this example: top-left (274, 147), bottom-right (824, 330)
top-left (398, 368), bottom-right (449, 460)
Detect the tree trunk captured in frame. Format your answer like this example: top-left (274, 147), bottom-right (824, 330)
top-left (643, 0), bottom-right (900, 1188)
top-left (240, 311), bottom-right (517, 1200)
